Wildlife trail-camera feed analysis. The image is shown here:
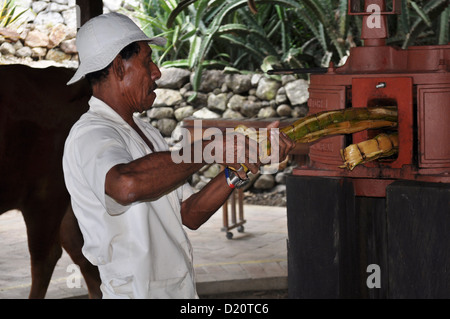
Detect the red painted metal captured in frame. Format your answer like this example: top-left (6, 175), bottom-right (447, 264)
top-left (293, 0), bottom-right (450, 196)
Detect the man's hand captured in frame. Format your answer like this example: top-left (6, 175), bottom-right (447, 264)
top-left (264, 121), bottom-right (296, 168)
top-left (215, 121), bottom-right (295, 180)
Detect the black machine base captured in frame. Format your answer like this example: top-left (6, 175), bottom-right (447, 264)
top-left (286, 175), bottom-right (450, 299)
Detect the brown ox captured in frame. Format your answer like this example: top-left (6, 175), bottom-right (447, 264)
top-left (0, 64), bottom-right (101, 298)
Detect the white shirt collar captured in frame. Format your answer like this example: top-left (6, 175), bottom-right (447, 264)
top-left (87, 96), bottom-right (168, 153)
top-left (88, 96), bottom-right (128, 125)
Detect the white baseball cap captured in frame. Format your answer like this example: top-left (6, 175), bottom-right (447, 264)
top-left (67, 12), bottom-right (166, 85)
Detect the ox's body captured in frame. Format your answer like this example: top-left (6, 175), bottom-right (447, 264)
top-left (0, 64), bottom-right (101, 298)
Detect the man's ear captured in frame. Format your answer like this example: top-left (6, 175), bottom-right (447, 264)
top-left (111, 55), bottom-right (125, 80)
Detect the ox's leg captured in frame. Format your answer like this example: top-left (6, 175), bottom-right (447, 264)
top-left (22, 206), bottom-right (63, 299)
top-left (60, 205), bottom-right (102, 299)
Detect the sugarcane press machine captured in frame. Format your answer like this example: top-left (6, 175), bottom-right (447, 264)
top-left (286, 0), bottom-right (450, 298)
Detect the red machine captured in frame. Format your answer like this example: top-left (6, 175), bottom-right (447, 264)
top-left (293, 0), bottom-right (450, 196)
top-left (286, 0), bottom-right (450, 299)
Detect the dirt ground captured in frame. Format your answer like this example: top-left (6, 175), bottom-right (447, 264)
top-left (243, 190), bottom-right (287, 207)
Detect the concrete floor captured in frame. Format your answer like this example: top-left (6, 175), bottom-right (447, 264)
top-left (0, 204), bottom-right (288, 299)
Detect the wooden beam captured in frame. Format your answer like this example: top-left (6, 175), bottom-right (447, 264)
top-left (76, 0), bottom-right (103, 27)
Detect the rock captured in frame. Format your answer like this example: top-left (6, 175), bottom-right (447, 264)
top-left (153, 88), bottom-right (183, 107)
top-left (194, 180), bottom-right (208, 191)
top-left (174, 106), bottom-right (194, 121)
top-left (199, 175), bottom-right (212, 184)
top-left (147, 107), bottom-right (174, 120)
top-left (48, 24), bottom-right (67, 49)
top-left (258, 106), bottom-right (277, 118)
top-left (220, 82), bottom-right (228, 93)
top-left (34, 11), bottom-right (65, 26)
top-left (62, 6), bottom-right (78, 30)
top-left (47, 2), bottom-right (69, 12)
top-left (0, 27), bottom-right (20, 42)
top-left (225, 73), bottom-right (252, 93)
top-left (255, 77), bottom-right (281, 101)
top-left (31, 47), bottom-right (47, 59)
top-left (275, 171), bottom-right (287, 184)
top-left (0, 42), bottom-right (15, 56)
top-left (59, 38), bottom-right (76, 54)
top-left (251, 73), bottom-right (263, 86)
top-left (123, 0), bottom-right (141, 11)
top-left (156, 118), bottom-right (177, 137)
top-left (183, 91), bottom-right (208, 108)
top-left (285, 79), bottom-right (309, 106)
top-left (281, 74), bottom-right (296, 86)
top-left (13, 41), bottom-right (23, 50)
top-left (192, 70), bottom-right (224, 92)
top-left (276, 104), bottom-right (292, 117)
top-left (241, 100), bottom-right (262, 117)
top-left (227, 94), bottom-right (245, 111)
top-left (103, 0), bottom-right (123, 12)
top-left (207, 93), bottom-right (227, 112)
top-left (275, 87), bottom-right (288, 104)
top-left (222, 109), bottom-right (243, 119)
top-left (25, 29), bottom-right (49, 47)
top-left (192, 107), bottom-right (221, 119)
top-left (203, 164), bottom-right (222, 178)
top-left (15, 46), bottom-right (32, 58)
top-left (32, 1), bottom-right (49, 14)
top-left (292, 106), bottom-right (308, 118)
top-left (272, 184), bottom-right (286, 193)
top-left (19, 29), bottom-right (29, 41)
top-left (45, 48), bottom-right (71, 62)
top-left (157, 67), bottom-right (191, 89)
top-left (34, 24), bottom-right (50, 36)
top-left (170, 122), bottom-right (185, 142)
top-left (253, 174), bottom-right (275, 190)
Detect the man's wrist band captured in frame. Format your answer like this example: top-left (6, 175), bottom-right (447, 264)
top-left (224, 166), bottom-right (249, 189)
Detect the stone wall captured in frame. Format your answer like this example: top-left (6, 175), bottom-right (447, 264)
top-left (152, 68), bottom-right (309, 194)
top-left (0, 0), bottom-right (79, 65)
top-left (1, 0), bottom-right (310, 196)
top-left (0, 0), bottom-right (139, 65)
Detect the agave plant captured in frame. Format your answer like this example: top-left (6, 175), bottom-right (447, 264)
top-left (131, 0), bottom-right (448, 93)
top-left (387, 0), bottom-right (450, 48)
top-left (0, 0), bottom-right (27, 28)
top-left (129, 0), bottom-right (195, 65)
top-left (164, 0), bottom-right (329, 91)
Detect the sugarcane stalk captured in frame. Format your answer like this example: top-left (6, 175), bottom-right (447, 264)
top-left (278, 106), bottom-right (397, 143)
top-left (234, 106), bottom-right (398, 164)
top-left (340, 132), bottom-right (399, 171)
top-left (235, 106), bottom-right (397, 144)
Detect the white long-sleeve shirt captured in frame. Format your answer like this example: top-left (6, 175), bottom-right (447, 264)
top-left (63, 96), bottom-right (197, 299)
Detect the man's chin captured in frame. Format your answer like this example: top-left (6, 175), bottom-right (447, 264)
top-left (148, 91), bottom-right (156, 105)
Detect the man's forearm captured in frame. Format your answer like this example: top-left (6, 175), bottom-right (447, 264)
top-left (180, 171), bottom-right (233, 230)
top-left (105, 146), bottom-right (207, 205)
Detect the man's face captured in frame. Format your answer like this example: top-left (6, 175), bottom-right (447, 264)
top-left (121, 41), bottom-right (161, 113)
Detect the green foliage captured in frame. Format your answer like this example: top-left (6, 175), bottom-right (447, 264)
top-left (387, 0), bottom-right (450, 48)
top-left (0, 0), bottom-right (27, 28)
top-left (130, 0), bottom-right (449, 92)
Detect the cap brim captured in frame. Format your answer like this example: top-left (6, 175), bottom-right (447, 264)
top-left (66, 36), bottom-right (167, 85)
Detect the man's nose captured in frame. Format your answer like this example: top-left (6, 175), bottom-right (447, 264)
top-left (151, 63), bottom-right (161, 81)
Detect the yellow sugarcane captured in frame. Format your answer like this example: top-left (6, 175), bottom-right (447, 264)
top-left (233, 106), bottom-right (398, 171)
top-left (340, 132), bottom-right (399, 170)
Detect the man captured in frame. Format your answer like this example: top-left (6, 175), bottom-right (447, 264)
top-left (63, 12), bottom-right (294, 299)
